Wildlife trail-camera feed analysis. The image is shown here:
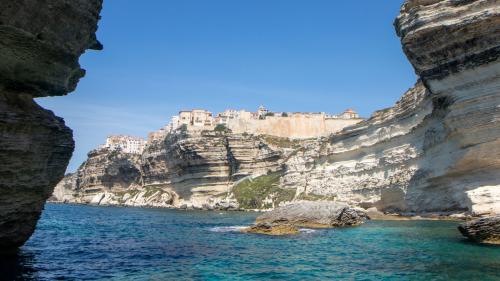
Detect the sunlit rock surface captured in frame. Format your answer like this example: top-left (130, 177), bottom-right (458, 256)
top-left (0, 0), bottom-right (102, 252)
top-left (53, 130), bottom-right (287, 209)
top-left (281, 0), bottom-right (500, 216)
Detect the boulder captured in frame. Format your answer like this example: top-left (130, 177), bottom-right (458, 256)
top-left (244, 201), bottom-right (369, 235)
top-left (458, 216), bottom-right (500, 244)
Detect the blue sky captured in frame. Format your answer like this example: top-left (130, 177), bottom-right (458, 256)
top-left (37, 0), bottom-right (415, 172)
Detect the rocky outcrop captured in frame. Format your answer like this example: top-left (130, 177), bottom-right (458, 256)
top-left (458, 216), bottom-right (500, 244)
top-left (280, 0), bottom-right (500, 216)
top-left (242, 223), bottom-right (300, 236)
top-left (255, 201), bottom-right (369, 227)
top-left (243, 201), bottom-right (369, 235)
top-left (52, 148), bottom-right (143, 203)
top-left (0, 1), bottom-right (102, 252)
top-left (53, 130), bottom-right (287, 209)
top-left (141, 130), bottom-right (284, 208)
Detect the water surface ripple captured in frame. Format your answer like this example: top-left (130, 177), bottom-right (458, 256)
top-left (2, 204), bottom-right (500, 280)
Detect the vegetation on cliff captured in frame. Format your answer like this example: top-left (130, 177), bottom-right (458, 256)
top-left (232, 171), bottom-right (296, 209)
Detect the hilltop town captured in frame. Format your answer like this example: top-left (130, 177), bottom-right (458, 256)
top-left (102, 106), bottom-right (362, 155)
top-left (149, 106), bottom-right (363, 141)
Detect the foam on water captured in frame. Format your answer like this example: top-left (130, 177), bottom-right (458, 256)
top-left (299, 228), bottom-right (317, 234)
top-left (209, 225), bottom-right (248, 233)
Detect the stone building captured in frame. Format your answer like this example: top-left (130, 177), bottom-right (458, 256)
top-left (161, 106), bottom-right (363, 139)
top-left (336, 109), bottom-right (359, 119)
top-left (105, 135), bottom-right (146, 154)
top-left (215, 109), bottom-right (253, 125)
top-left (179, 109), bottom-right (213, 127)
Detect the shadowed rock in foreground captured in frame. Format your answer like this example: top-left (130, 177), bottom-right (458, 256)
top-left (0, 0), bottom-right (103, 253)
top-left (243, 201), bottom-right (369, 235)
top-left (458, 216), bottom-right (500, 244)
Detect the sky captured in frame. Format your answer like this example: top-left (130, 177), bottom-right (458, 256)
top-left (37, 0), bottom-right (415, 172)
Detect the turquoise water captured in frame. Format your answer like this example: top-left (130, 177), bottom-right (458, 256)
top-left (2, 204), bottom-right (500, 280)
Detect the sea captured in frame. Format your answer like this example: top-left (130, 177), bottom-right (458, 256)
top-left (1, 203), bottom-right (499, 280)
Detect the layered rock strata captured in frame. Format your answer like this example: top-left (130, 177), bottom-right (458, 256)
top-left (52, 148), bottom-right (143, 204)
top-left (142, 131), bottom-right (285, 207)
top-left (0, 0), bottom-right (102, 252)
top-left (53, 130), bottom-right (287, 209)
top-left (281, 0), bottom-right (500, 216)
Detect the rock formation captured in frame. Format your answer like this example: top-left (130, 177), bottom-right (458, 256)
top-left (280, 0), bottom-right (500, 216)
top-left (52, 130), bottom-right (291, 209)
top-left (458, 216), bottom-right (500, 244)
top-left (0, 0), bottom-right (102, 252)
top-left (52, 148), bottom-right (143, 204)
top-left (243, 201), bottom-right (369, 235)
top-left (142, 130), bottom-right (283, 207)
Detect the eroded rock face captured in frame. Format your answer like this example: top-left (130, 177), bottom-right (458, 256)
top-left (53, 130), bottom-right (286, 209)
top-left (141, 131), bottom-right (283, 208)
top-left (281, 0), bottom-right (500, 216)
top-left (52, 148), bottom-right (143, 203)
top-left (51, 147), bottom-right (181, 208)
top-left (0, 0), bottom-right (102, 252)
top-left (458, 216), bottom-right (500, 244)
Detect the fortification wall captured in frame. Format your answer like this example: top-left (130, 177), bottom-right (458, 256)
top-left (227, 115), bottom-right (362, 139)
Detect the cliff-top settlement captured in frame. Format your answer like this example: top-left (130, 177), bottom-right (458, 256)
top-left (150, 106), bottom-right (363, 140)
top-left (53, 106), bottom-right (363, 209)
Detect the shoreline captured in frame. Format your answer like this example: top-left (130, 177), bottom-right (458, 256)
top-left (46, 201), bottom-right (471, 222)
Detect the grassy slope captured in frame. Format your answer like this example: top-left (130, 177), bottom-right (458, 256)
top-left (232, 171), bottom-right (296, 209)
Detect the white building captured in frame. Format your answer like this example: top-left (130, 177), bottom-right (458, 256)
top-left (257, 105), bottom-right (269, 118)
top-left (178, 109), bottom-right (213, 127)
top-left (105, 135), bottom-right (146, 154)
top-left (170, 116), bottom-right (180, 130)
top-left (337, 109), bottom-right (360, 119)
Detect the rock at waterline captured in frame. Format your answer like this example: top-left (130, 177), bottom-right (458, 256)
top-left (243, 201), bottom-right (369, 235)
top-left (458, 216), bottom-right (500, 245)
top-left (242, 223), bottom-right (300, 236)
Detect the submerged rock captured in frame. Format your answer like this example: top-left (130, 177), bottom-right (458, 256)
top-left (458, 216), bottom-right (500, 244)
top-left (244, 201), bottom-right (369, 235)
top-left (242, 222), bottom-right (300, 236)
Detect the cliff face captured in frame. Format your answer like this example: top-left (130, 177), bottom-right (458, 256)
top-left (0, 1), bottom-right (102, 252)
top-left (52, 148), bottom-right (142, 203)
top-left (53, 130), bottom-right (287, 209)
top-left (282, 0), bottom-right (500, 216)
top-left (142, 131), bottom-right (283, 207)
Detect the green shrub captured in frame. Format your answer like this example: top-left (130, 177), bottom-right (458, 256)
top-left (179, 124), bottom-right (188, 132)
top-left (232, 171), bottom-right (295, 209)
top-left (214, 124), bottom-right (229, 132)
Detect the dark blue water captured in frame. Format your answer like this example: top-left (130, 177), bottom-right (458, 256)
top-left (2, 204), bottom-right (500, 280)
